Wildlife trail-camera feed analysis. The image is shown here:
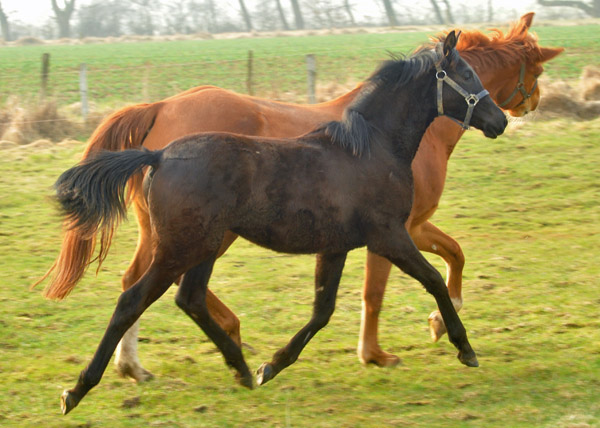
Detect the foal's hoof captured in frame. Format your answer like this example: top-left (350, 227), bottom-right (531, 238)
top-left (428, 311), bottom-right (448, 342)
top-left (236, 372), bottom-right (254, 390)
top-left (256, 363), bottom-right (276, 386)
top-left (458, 350), bottom-right (479, 368)
top-left (60, 390), bottom-right (78, 415)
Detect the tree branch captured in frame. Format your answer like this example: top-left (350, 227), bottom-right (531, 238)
top-left (537, 0), bottom-right (594, 15)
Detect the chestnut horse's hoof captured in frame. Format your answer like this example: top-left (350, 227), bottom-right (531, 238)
top-left (458, 350), bottom-right (479, 367)
top-left (256, 362), bottom-right (276, 386)
top-left (428, 310), bottom-right (448, 342)
top-left (116, 362), bottom-right (154, 383)
top-left (359, 349), bottom-right (401, 368)
top-left (60, 390), bottom-right (79, 415)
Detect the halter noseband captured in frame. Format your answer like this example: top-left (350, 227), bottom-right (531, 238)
top-left (497, 63), bottom-right (538, 108)
top-left (435, 63), bottom-right (489, 130)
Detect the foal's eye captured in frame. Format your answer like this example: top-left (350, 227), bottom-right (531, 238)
top-left (464, 70), bottom-right (473, 80)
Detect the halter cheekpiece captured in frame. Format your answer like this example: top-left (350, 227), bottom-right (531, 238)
top-left (435, 63), bottom-right (489, 130)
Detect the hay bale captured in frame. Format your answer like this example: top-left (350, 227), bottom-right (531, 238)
top-left (0, 140), bottom-right (19, 150)
top-left (14, 36), bottom-right (44, 46)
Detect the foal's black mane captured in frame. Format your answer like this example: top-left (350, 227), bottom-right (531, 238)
top-left (320, 44), bottom-right (456, 158)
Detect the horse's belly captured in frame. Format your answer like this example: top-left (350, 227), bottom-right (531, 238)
top-left (233, 212), bottom-right (365, 254)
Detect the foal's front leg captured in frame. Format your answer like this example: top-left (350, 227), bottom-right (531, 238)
top-left (61, 265), bottom-right (174, 415)
top-left (256, 252), bottom-right (347, 386)
top-left (412, 221), bottom-right (465, 342)
top-left (369, 228), bottom-right (478, 368)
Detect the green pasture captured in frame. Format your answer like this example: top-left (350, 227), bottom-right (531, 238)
top-left (0, 117), bottom-right (598, 427)
top-left (0, 23), bottom-right (596, 108)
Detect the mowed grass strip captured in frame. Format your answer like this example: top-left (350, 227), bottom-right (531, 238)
top-left (0, 118), bottom-right (598, 427)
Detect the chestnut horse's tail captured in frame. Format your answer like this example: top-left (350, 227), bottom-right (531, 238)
top-left (42, 149), bottom-right (163, 299)
top-left (35, 102), bottom-right (162, 300)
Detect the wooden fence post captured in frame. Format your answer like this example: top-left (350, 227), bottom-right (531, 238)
top-left (306, 54), bottom-right (316, 104)
top-left (246, 50), bottom-right (254, 96)
top-left (79, 63), bottom-right (88, 121)
top-left (41, 53), bottom-right (50, 99)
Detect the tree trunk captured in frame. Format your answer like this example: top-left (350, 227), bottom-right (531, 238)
top-left (344, 0), bottom-right (356, 25)
top-left (488, 0), bottom-right (493, 21)
top-left (537, 0), bottom-right (600, 17)
top-left (429, 0), bottom-right (445, 24)
top-left (0, 1), bottom-right (11, 42)
top-left (381, 0), bottom-right (398, 26)
top-left (442, 0), bottom-right (454, 23)
top-left (275, 0), bottom-right (290, 30)
top-left (51, 0), bottom-right (76, 39)
top-left (238, 0), bottom-right (253, 31)
top-left (290, 0), bottom-right (304, 29)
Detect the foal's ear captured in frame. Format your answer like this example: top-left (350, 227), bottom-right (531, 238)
top-left (443, 30), bottom-right (459, 57)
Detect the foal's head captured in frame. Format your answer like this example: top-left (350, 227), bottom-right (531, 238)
top-left (433, 31), bottom-right (508, 138)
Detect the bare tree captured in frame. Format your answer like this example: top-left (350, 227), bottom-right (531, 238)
top-left (275, 0), bottom-right (290, 30)
top-left (537, 0), bottom-right (600, 17)
top-left (429, 0), bottom-right (444, 23)
top-left (128, 0), bottom-right (155, 35)
top-left (0, 1), bottom-right (11, 41)
top-left (344, 0), bottom-right (356, 26)
top-left (442, 0), bottom-right (454, 23)
top-left (488, 0), bottom-right (493, 21)
top-left (290, 0), bottom-right (304, 29)
top-left (51, 0), bottom-right (76, 38)
top-left (239, 0), bottom-right (253, 31)
top-left (381, 0), bottom-right (398, 26)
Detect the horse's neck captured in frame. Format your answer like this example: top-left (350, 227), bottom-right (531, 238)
top-left (312, 85), bottom-right (365, 115)
top-left (369, 84), bottom-right (437, 163)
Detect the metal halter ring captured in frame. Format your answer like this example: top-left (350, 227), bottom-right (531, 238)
top-left (436, 70), bottom-right (447, 80)
top-left (465, 94), bottom-right (480, 106)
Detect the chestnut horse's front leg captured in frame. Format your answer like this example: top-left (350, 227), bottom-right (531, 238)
top-left (358, 251), bottom-right (400, 367)
top-left (411, 221), bottom-right (465, 342)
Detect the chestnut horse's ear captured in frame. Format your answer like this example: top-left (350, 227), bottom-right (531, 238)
top-left (443, 30), bottom-right (458, 57)
top-left (539, 46), bottom-right (565, 62)
top-left (520, 12), bottom-right (535, 30)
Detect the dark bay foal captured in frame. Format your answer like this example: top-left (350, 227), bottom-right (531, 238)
top-left (54, 32), bottom-right (507, 414)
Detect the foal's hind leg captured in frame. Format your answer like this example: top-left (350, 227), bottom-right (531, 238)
top-left (369, 228), bottom-right (478, 368)
top-left (412, 221), bottom-right (465, 342)
top-left (256, 252), bottom-right (347, 386)
top-left (61, 264), bottom-right (174, 415)
top-left (175, 257), bottom-right (253, 389)
top-left (116, 202), bottom-right (242, 382)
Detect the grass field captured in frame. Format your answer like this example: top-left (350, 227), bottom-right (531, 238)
top-left (0, 116), bottom-right (599, 427)
top-left (0, 23), bottom-right (597, 108)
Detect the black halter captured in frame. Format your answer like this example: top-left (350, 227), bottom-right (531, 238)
top-left (497, 63), bottom-right (538, 108)
top-left (435, 63), bottom-right (490, 130)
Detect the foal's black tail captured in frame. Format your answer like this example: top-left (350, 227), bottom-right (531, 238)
top-left (55, 148), bottom-right (162, 243)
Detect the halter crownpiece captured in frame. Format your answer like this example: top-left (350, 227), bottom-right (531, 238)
top-left (497, 63), bottom-right (538, 108)
top-left (435, 63), bottom-right (489, 130)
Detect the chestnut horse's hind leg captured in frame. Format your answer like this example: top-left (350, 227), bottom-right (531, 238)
top-left (256, 252), bottom-right (347, 386)
top-left (369, 228), bottom-right (478, 368)
top-left (412, 221), bottom-right (465, 342)
top-left (61, 264), bottom-right (174, 415)
top-left (358, 251), bottom-right (400, 367)
top-left (174, 257), bottom-right (253, 389)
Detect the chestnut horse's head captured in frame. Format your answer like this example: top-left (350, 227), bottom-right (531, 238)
top-left (451, 12), bottom-right (564, 117)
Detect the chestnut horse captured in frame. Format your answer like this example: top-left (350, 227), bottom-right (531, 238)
top-left (38, 13), bottom-right (563, 381)
top-left (56, 34), bottom-right (508, 414)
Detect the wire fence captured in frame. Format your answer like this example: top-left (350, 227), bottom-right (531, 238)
top-left (0, 32), bottom-right (598, 131)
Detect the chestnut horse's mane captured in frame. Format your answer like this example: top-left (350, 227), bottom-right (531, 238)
top-left (435, 20), bottom-right (544, 70)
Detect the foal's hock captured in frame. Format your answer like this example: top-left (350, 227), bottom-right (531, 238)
top-left (56, 32), bottom-right (506, 415)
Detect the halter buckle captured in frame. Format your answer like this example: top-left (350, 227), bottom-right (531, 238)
top-left (465, 94), bottom-right (480, 106)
